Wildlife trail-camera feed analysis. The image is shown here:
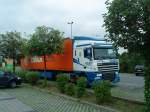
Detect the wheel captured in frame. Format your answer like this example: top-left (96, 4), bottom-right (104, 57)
top-left (9, 81), bottom-right (16, 88)
top-left (135, 73), bottom-right (139, 76)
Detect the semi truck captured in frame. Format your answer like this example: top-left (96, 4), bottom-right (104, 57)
top-left (21, 36), bottom-right (120, 85)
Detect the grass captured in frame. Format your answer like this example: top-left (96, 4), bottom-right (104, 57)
top-left (110, 99), bottom-right (144, 112)
top-left (80, 91), bottom-right (145, 112)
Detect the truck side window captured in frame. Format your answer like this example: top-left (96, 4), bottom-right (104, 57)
top-left (84, 48), bottom-right (92, 59)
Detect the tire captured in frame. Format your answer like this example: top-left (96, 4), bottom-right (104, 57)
top-left (135, 73), bottom-right (138, 76)
top-left (9, 81), bottom-right (17, 88)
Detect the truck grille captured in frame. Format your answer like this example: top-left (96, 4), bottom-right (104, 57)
top-left (97, 62), bottom-right (119, 81)
top-left (97, 63), bottom-right (119, 73)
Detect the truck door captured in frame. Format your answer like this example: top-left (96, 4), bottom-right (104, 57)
top-left (84, 48), bottom-right (92, 60)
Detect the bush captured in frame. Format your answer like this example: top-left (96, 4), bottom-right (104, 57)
top-left (56, 74), bottom-right (69, 93)
top-left (26, 71), bottom-right (40, 85)
top-left (16, 70), bottom-right (27, 82)
top-left (144, 66), bottom-right (150, 112)
top-left (65, 83), bottom-right (75, 96)
top-left (75, 77), bottom-right (87, 98)
top-left (93, 80), bottom-right (111, 104)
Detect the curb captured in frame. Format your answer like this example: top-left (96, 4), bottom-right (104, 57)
top-left (47, 80), bottom-right (145, 104)
top-left (112, 96), bottom-right (145, 105)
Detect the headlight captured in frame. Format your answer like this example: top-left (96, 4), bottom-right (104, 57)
top-left (97, 74), bottom-right (102, 77)
top-left (115, 72), bottom-right (119, 75)
top-left (17, 77), bottom-right (21, 80)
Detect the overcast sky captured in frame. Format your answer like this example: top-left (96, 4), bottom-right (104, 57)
top-left (0, 0), bottom-right (107, 38)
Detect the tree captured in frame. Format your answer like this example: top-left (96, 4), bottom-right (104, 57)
top-left (119, 52), bottom-right (145, 73)
top-left (27, 26), bottom-right (64, 72)
top-left (103, 0), bottom-right (150, 111)
top-left (0, 31), bottom-right (23, 72)
top-left (103, 0), bottom-right (150, 61)
top-left (20, 38), bottom-right (29, 57)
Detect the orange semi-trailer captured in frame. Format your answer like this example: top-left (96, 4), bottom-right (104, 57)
top-left (21, 38), bottom-right (73, 72)
top-left (21, 36), bottom-right (120, 85)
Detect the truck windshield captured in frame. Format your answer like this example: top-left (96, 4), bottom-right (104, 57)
top-left (93, 48), bottom-right (116, 60)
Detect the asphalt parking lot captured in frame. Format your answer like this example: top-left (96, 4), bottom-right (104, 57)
top-left (119, 73), bottom-right (144, 88)
top-left (112, 73), bottom-right (144, 102)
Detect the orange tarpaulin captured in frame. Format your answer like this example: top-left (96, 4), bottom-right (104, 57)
top-left (21, 38), bottom-right (73, 72)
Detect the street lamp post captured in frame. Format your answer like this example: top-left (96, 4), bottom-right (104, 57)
top-left (68, 21), bottom-right (74, 39)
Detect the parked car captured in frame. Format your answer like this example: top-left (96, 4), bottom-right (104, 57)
top-left (0, 71), bottom-right (22, 88)
top-left (135, 65), bottom-right (144, 76)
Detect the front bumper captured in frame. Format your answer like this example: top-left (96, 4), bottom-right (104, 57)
top-left (93, 72), bottom-right (120, 83)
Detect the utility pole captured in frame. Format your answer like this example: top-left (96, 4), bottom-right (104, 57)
top-left (68, 21), bottom-right (74, 39)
